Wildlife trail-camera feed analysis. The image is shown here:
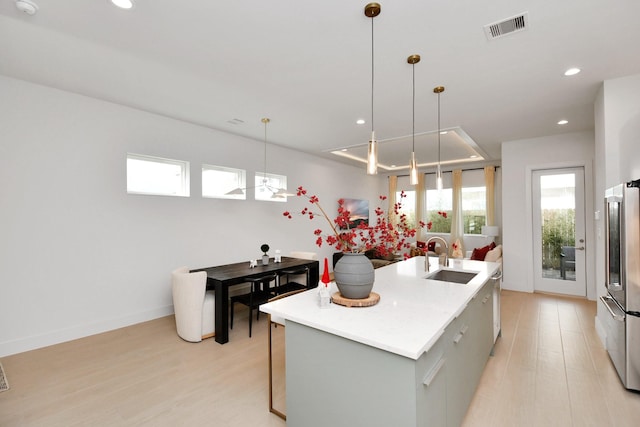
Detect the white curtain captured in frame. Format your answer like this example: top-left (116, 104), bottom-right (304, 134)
top-left (484, 166), bottom-right (495, 226)
top-left (388, 175), bottom-right (398, 225)
top-left (416, 173), bottom-right (426, 240)
top-left (450, 169), bottom-right (464, 256)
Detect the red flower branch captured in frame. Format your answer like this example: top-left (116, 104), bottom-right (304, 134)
top-left (283, 186), bottom-right (427, 259)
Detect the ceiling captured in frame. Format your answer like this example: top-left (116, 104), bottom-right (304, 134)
top-left (1, 0), bottom-right (639, 174)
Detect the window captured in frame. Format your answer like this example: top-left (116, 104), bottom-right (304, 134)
top-left (462, 186), bottom-right (486, 234)
top-left (461, 169), bottom-right (487, 234)
top-left (202, 165), bottom-right (246, 200)
top-left (126, 153), bottom-right (189, 197)
top-left (395, 190), bottom-right (417, 229)
top-left (424, 170), bottom-right (487, 234)
top-left (254, 172), bottom-right (287, 202)
top-left (426, 188), bottom-right (452, 233)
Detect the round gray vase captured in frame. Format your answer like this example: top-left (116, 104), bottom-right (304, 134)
top-left (334, 252), bottom-right (375, 299)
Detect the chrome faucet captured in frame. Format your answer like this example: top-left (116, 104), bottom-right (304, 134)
top-left (425, 236), bottom-right (449, 271)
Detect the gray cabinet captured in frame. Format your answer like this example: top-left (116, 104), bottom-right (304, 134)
top-left (445, 305), bottom-right (475, 427)
top-left (417, 333), bottom-right (448, 426)
top-left (285, 279), bottom-right (496, 427)
top-left (445, 280), bottom-right (494, 427)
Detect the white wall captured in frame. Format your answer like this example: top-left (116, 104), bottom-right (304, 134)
top-left (0, 75), bottom-right (385, 356)
top-left (594, 73), bottom-right (640, 343)
top-left (602, 74), bottom-right (640, 186)
top-left (501, 131), bottom-right (596, 298)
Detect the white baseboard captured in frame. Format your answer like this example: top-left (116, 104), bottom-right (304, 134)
top-left (0, 305), bottom-right (174, 357)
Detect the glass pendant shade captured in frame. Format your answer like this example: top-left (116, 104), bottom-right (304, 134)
top-left (367, 131), bottom-right (378, 175)
top-left (436, 164), bottom-right (443, 191)
top-left (409, 151), bottom-right (418, 185)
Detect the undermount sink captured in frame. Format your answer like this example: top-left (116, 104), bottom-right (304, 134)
top-left (425, 269), bottom-right (479, 284)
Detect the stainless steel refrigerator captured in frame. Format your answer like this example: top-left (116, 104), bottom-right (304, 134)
top-left (601, 179), bottom-right (640, 391)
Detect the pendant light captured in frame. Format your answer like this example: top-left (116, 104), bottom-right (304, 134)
top-left (260, 118), bottom-right (289, 198)
top-left (408, 54), bottom-right (420, 185)
top-left (434, 86), bottom-right (445, 191)
top-left (365, 3), bottom-right (381, 175)
top-left (225, 117), bottom-right (278, 196)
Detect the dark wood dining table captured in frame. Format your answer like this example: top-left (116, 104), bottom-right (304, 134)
top-left (192, 256), bottom-right (320, 344)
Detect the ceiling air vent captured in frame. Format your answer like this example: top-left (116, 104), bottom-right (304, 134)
top-left (484, 12), bottom-right (529, 40)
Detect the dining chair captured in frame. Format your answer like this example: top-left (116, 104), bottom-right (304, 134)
top-left (171, 267), bottom-right (215, 342)
top-left (230, 273), bottom-right (278, 337)
top-left (276, 251), bottom-right (318, 294)
top-left (560, 245), bottom-right (576, 279)
top-left (267, 288), bottom-right (307, 420)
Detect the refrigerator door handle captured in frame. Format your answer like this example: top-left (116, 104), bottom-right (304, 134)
top-left (601, 295), bottom-right (625, 322)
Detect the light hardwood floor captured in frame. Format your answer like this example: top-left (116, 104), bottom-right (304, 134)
top-left (1, 291), bottom-right (639, 426)
top-left (463, 290), bottom-right (640, 427)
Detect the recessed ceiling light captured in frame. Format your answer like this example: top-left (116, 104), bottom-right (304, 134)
top-left (470, 155), bottom-right (478, 158)
top-left (111, 0), bottom-right (134, 9)
top-left (341, 148), bottom-right (348, 152)
top-left (564, 68), bottom-right (581, 76)
top-left (440, 131), bottom-right (448, 135)
top-left (356, 119), bottom-right (366, 125)
top-left (558, 119), bottom-right (569, 125)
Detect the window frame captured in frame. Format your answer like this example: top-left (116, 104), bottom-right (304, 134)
top-left (126, 153), bottom-right (190, 197)
top-left (426, 187), bottom-right (453, 233)
top-left (202, 164), bottom-right (246, 200)
top-left (423, 170), bottom-right (488, 235)
top-left (461, 185), bottom-right (487, 234)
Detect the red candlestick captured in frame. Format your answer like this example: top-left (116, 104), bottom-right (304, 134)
top-left (321, 257), bottom-right (330, 286)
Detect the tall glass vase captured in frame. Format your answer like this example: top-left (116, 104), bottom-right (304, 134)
top-left (333, 252), bottom-right (375, 299)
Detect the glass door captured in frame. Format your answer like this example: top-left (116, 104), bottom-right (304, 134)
top-left (532, 168), bottom-right (586, 296)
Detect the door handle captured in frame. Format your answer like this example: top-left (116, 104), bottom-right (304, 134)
top-left (423, 357), bottom-right (446, 387)
top-left (575, 246), bottom-right (585, 251)
top-left (600, 295), bottom-right (625, 322)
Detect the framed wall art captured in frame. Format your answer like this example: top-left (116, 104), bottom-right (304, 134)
top-left (340, 198), bottom-right (369, 229)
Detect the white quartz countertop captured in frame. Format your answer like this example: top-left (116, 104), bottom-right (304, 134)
top-left (260, 256), bottom-right (501, 360)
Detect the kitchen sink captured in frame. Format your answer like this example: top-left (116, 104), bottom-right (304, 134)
top-left (425, 269), bottom-right (478, 284)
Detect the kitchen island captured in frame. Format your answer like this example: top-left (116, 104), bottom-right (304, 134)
top-left (260, 256), bottom-right (501, 427)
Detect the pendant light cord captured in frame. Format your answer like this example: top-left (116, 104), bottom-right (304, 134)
top-left (437, 92), bottom-right (441, 166)
top-left (412, 62), bottom-right (415, 153)
top-left (371, 16), bottom-right (375, 133)
top-left (438, 92), bottom-right (442, 169)
top-left (262, 118), bottom-right (270, 182)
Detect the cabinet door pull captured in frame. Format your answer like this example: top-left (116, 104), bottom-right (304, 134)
top-left (423, 357), bottom-right (446, 387)
top-left (453, 325), bottom-right (469, 343)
